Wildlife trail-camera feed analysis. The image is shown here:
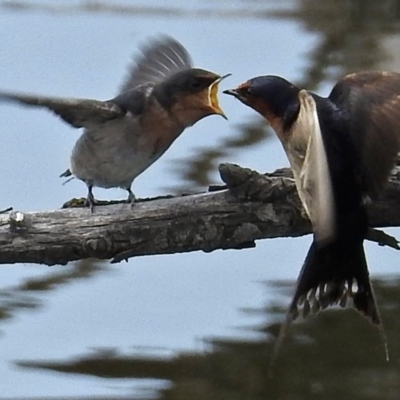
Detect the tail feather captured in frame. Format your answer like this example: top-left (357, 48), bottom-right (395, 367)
top-left (60, 168), bottom-right (75, 185)
top-left (60, 169), bottom-right (72, 178)
top-left (288, 240), bottom-right (380, 324)
top-left (269, 238), bottom-right (387, 375)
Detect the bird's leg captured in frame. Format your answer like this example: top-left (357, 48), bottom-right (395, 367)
top-left (126, 187), bottom-right (136, 208)
top-left (85, 185), bottom-right (97, 213)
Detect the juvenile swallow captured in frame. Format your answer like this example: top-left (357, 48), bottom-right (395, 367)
top-left (0, 36), bottom-right (229, 210)
top-left (225, 71), bottom-right (400, 355)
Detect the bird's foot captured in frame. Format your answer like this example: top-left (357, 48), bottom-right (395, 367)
top-left (61, 190), bottom-right (97, 211)
top-left (62, 186), bottom-right (137, 211)
top-left (126, 188), bottom-right (136, 209)
top-left (85, 193), bottom-right (97, 213)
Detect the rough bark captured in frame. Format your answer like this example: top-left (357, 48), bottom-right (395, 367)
top-left (1, 163), bottom-right (399, 266)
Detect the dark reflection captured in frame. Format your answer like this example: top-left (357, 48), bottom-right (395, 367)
top-left (167, 118), bottom-right (271, 193)
top-left (3, 1), bottom-right (400, 399)
top-left (14, 277), bottom-right (400, 400)
top-left (4, 1), bottom-right (400, 192)
top-left (0, 260), bottom-right (106, 329)
top-left (169, 0), bottom-right (400, 193)
top-left (297, 0), bottom-right (400, 89)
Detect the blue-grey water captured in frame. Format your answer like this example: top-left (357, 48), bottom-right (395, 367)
top-left (1, 1), bottom-right (400, 398)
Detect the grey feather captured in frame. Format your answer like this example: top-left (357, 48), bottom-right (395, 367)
top-left (0, 35), bottom-right (205, 207)
top-left (0, 92), bottom-right (125, 129)
top-left (119, 35), bottom-right (193, 94)
top-left (60, 169), bottom-right (72, 178)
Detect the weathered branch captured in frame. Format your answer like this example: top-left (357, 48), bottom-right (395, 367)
top-left (1, 163), bottom-right (400, 266)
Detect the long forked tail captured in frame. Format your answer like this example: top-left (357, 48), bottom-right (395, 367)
top-left (269, 238), bottom-right (387, 374)
top-left (288, 240), bottom-right (380, 322)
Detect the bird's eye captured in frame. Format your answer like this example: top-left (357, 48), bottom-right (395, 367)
top-left (190, 78), bottom-right (203, 89)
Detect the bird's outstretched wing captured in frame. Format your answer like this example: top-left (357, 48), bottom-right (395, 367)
top-left (0, 36), bottom-right (191, 129)
top-left (329, 71), bottom-right (400, 199)
top-left (0, 92), bottom-right (126, 129)
top-left (119, 35), bottom-right (193, 94)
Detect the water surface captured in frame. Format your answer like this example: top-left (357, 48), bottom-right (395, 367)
top-left (1, 1), bottom-right (400, 398)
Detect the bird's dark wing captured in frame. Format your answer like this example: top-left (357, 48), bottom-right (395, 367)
top-left (119, 36), bottom-right (193, 94)
top-left (0, 92), bottom-right (126, 129)
top-left (329, 71), bottom-right (400, 199)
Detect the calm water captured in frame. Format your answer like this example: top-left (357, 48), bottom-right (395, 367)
top-left (1, 0), bottom-right (400, 399)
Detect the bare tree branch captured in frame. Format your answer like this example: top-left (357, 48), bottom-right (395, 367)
top-left (1, 163), bottom-right (399, 266)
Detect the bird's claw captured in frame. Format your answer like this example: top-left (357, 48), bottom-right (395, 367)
top-left (126, 188), bottom-right (136, 210)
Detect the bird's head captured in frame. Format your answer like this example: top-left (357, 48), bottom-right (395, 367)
top-left (224, 76), bottom-right (300, 139)
top-left (155, 69), bottom-right (230, 127)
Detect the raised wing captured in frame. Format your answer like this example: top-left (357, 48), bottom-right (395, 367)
top-left (286, 90), bottom-right (335, 243)
top-left (329, 71), bottom-right (400, 199)
top-left (119, 35), bottom-right (193, 94)
top-left (0, 91), bottom-right (125, 129)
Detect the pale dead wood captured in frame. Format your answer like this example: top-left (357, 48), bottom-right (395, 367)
top-left (0, 163), bottom-right (399, 266)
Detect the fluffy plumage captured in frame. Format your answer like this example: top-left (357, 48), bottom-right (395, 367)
top-left (0, 36), bottom-right (228, 209)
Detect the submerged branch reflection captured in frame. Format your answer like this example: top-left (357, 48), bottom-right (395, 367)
top-left (170, 0), bottom-right (400, 192)
top-left (4, 1), bottom-right (400, 192)
top-left (0, 260), bottom-right (107, 330)
top-left (297, 0), bottom-right (400, 89)
top-left (166, 118), bottom-right (271, 194)
top-left (14, 277), bottom-right (400, 400)
top-left (3, 1), bottom-right (400, 399)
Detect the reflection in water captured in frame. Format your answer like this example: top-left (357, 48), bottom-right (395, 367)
top-left (167, 118), bottom-right (271, 193)
top-left (298, 0), bottom-right (400, 89)
top-left (15, 278), bottom-right (400, 400)
top-left (3, 0), bottom-right (400, 398)
top-left (170, 0), bottom-right (400, 192)
top-left (0, 260), bottom-right (107, 330)
top-left (3, 1), bottom-right (400, 191)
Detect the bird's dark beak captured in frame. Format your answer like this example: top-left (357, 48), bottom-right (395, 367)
top-left (208, 73), bottom-right (231, 120)
top-left (223, 87), bottom-right (250, 104)
top-left (223, 89), bottom-right (239, 98)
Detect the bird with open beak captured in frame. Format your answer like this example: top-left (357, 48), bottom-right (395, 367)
top-left (0, 36), bottom-right (229, 210)
top-left (224, 71), bottom-right (400, 360)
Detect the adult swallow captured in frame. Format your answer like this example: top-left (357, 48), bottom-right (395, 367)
top-left (224, 71), bottom-right (400, 352)
top-left (0, 36), bottom-right (229, 210)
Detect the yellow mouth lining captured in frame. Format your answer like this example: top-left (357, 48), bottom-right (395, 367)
top-left (208, 74), bottom-right (231, 118)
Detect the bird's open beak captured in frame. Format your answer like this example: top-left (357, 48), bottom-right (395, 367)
top-left (208, 73), bottom-right (231, 119)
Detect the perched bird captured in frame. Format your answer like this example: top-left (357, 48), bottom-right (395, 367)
top-left (224, 71), bottom-right (400, 358)
top-left (0, 36), bottom-right (229, 210)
